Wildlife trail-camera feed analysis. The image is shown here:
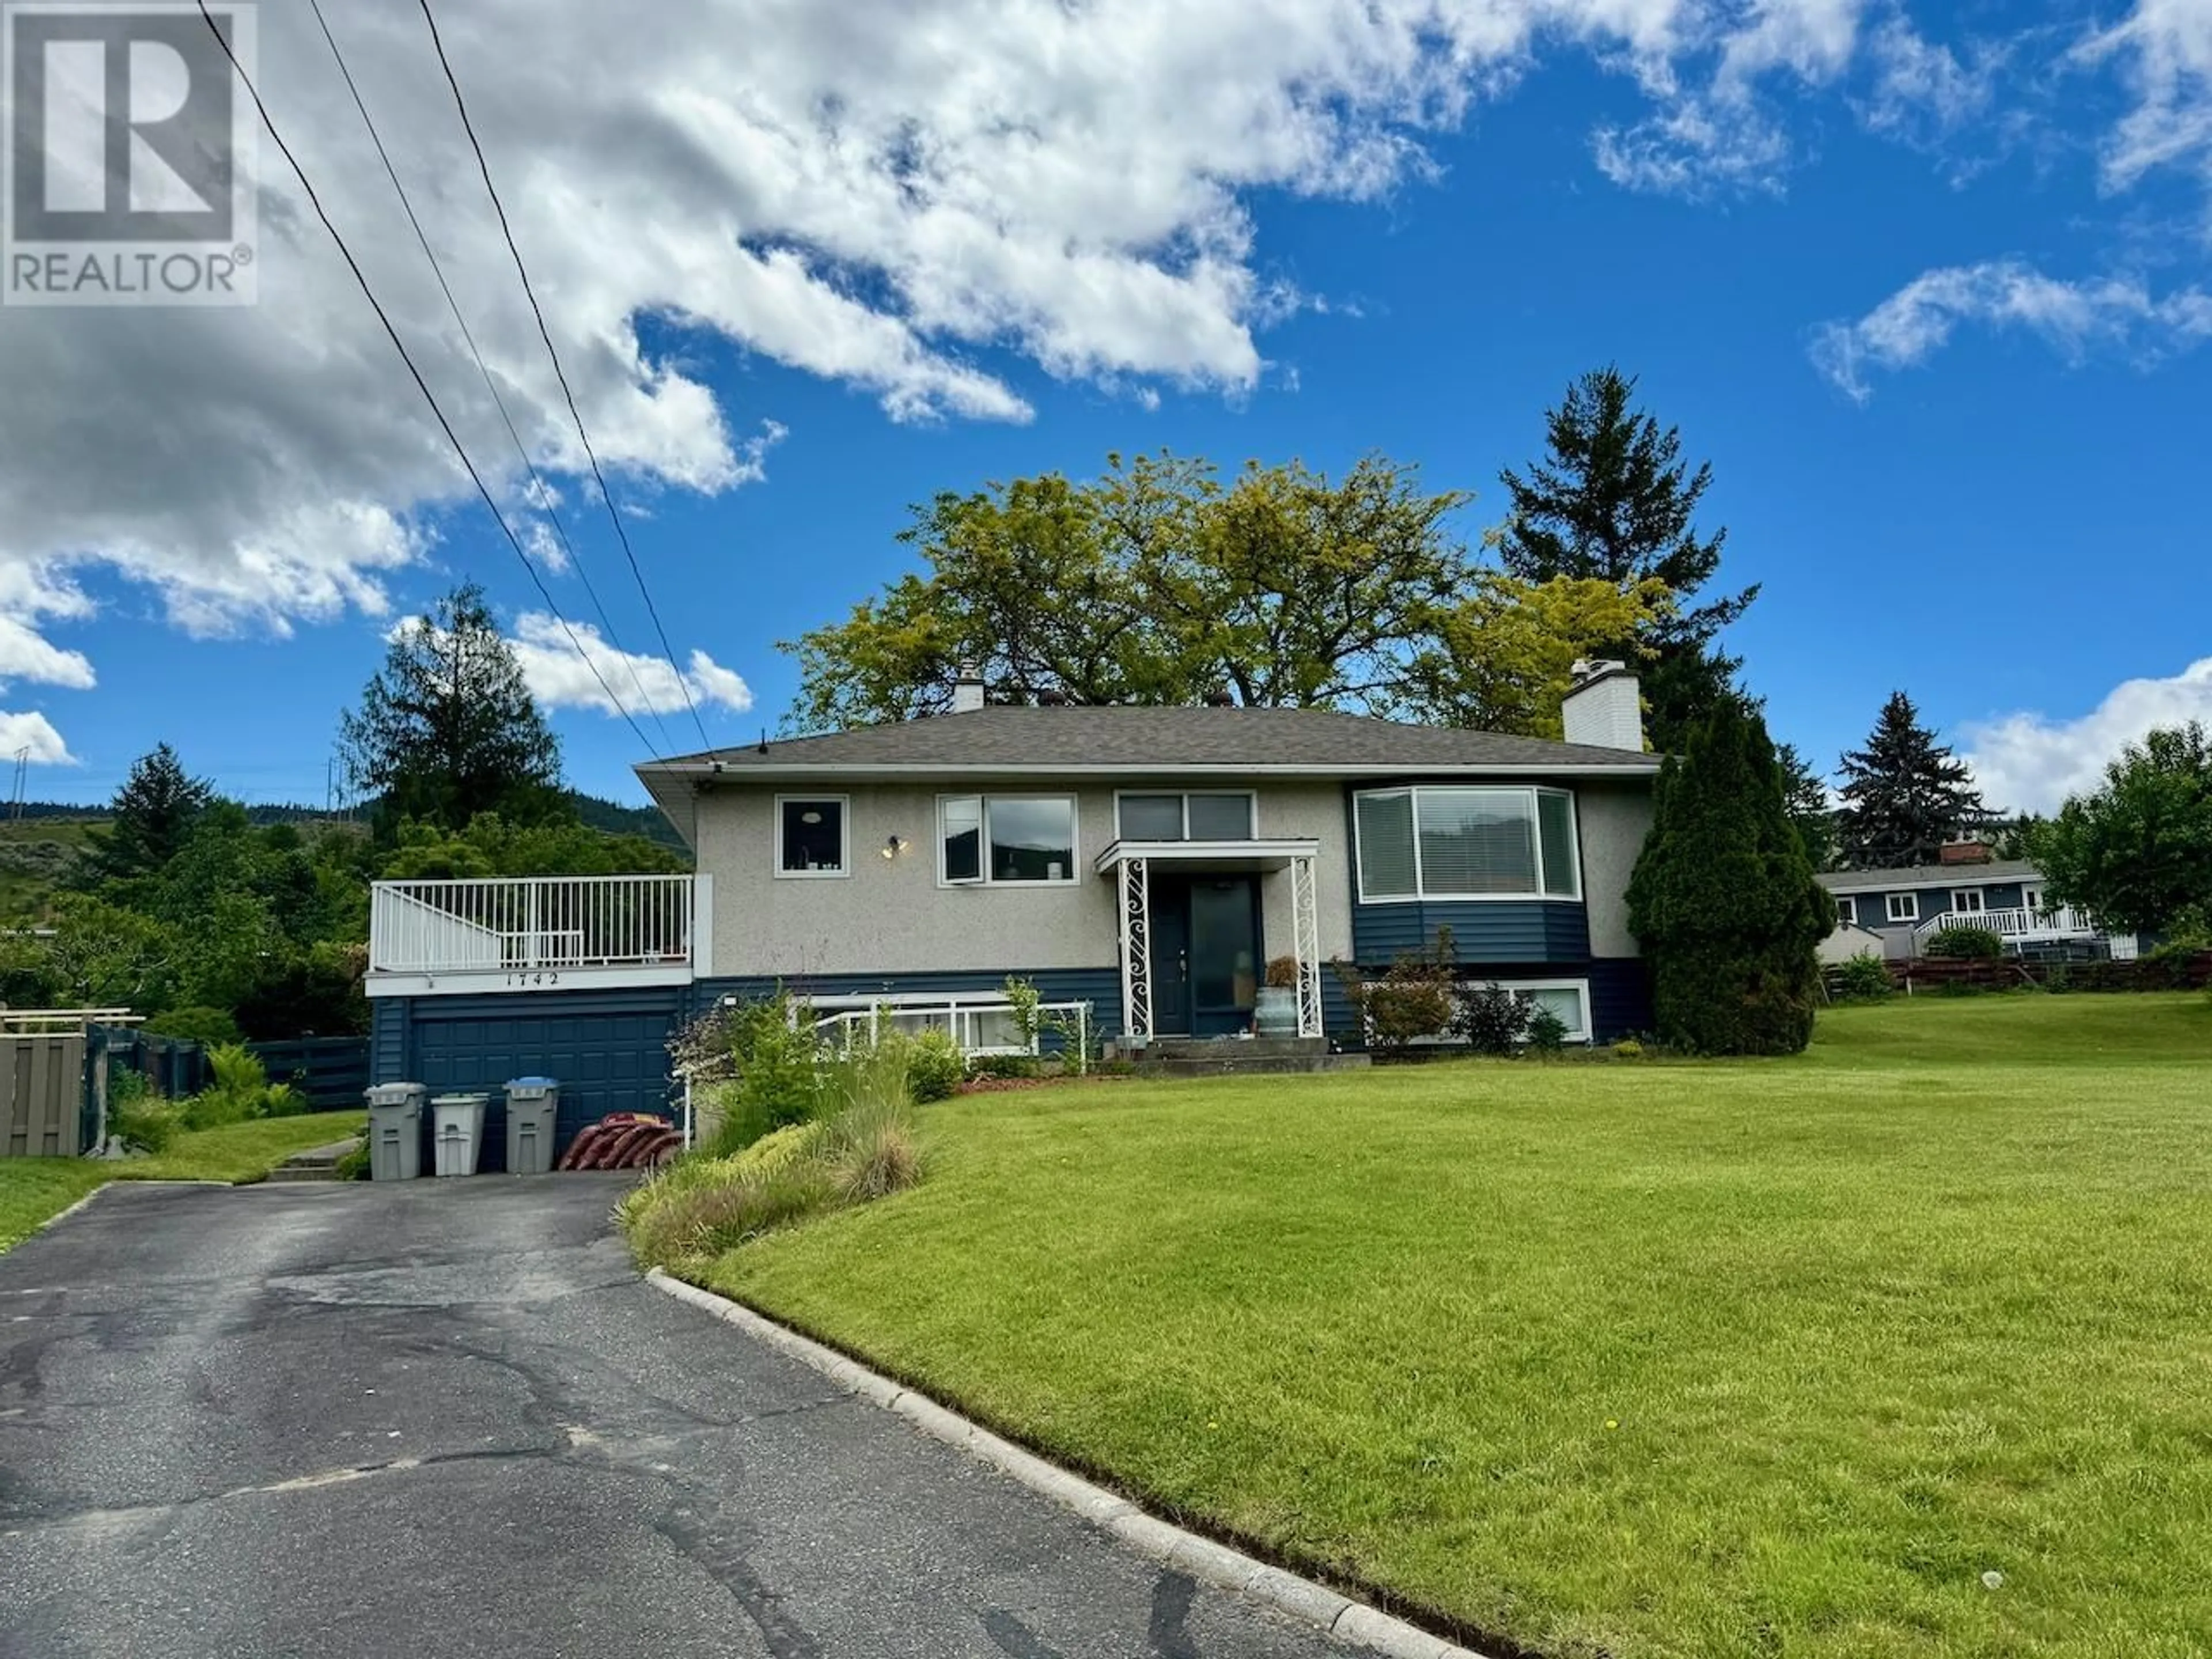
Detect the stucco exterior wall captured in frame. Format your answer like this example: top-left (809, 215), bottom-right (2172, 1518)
top-left (1569, 781), bottom-right (1654, 959)
top-left (696, 777), bottom-right (1361, 979)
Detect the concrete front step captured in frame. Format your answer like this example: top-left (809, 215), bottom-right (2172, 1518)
top-left (264, 1138), bottom-right (363, 1183)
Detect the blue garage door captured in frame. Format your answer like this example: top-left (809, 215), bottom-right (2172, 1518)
top-left (410, 1000), bottom-right (679, 1172)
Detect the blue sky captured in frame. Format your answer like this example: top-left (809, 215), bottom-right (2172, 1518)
top-left (3, 0), bottom-right (2207, 816)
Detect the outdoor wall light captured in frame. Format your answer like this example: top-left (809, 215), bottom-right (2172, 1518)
top-left (881, 835), bottom-right (910, 861)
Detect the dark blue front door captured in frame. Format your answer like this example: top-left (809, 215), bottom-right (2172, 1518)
top-left (1146, 876), bottom-right (1259, 1037)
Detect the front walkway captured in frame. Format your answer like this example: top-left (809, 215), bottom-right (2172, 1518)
top-left (0, 1179), bottom-right (1357, 1658)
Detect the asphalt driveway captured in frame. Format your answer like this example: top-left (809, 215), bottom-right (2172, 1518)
top-left (0, 1177), bottom-right (1359, 1659)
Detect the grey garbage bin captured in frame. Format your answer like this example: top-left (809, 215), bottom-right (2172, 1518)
top-left (365, 1082), bottom-right (427, 1181)
top-left (505, 1077), bottom-right (560, 1176)
top-left (430, 1092), bottom-right (491, 1177)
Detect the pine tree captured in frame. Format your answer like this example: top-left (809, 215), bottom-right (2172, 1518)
top-left (90, 743), bottom-right (214, 883)
top-left (1775, 741), bottom-right (1839, 871)
top-left (1498, 366), bottom-right (1758, 751)
top-left (1626, 698), bottom-right (1834, 1055)
top-left (339, 582), bottom-right (564, 832)
top-left (1835, 692), bottom-right (1986, 869)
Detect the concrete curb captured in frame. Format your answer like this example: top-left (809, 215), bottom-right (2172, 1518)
top-left (646, 1268), bottom-right (1491, 1659)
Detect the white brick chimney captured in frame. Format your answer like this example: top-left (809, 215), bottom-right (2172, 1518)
top-left (950, 662), bottom-right (986, 715)
top-left (1562, 659), bottom-right (1644, 752)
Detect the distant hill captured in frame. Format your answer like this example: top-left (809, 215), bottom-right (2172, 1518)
top-left (570, 791), bottom-right (685, 852)
top-left (0, 816), bottom-right (101, 918)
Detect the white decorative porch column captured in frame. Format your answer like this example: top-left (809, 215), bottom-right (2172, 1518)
top-left (1291, 853), bottom-right (1323, 1039)
top-left (1118, 855), bottom-right (1153, 1041)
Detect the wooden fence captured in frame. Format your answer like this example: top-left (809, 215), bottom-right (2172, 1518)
top-left (1835, 950), bottom-right (2212, 997)
top-left (98, 1029), bottom-right (371, 1113)
top-left (2, 1028), bottom-right (88, 1157)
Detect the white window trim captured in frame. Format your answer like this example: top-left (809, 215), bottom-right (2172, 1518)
top-left (1836, 895), bottom-right (1857, 926)
top-left (773, 794), bottom-right (851, 879)
top-left (1351, 786), bottom-right (1581, 905)
top-left (937, 793), bottom-right (1082, 888)
top-left (1885, 892), bottom-right (1920, 923)
top-left (1950, 888), bottom-right (1987, 914)
top-left (1112, 788), bottom-right (1259, 842)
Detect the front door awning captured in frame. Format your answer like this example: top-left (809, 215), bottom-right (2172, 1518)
top-left (1091, 838), bottom-right (1320, 878)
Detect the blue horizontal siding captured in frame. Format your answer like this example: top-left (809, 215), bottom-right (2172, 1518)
top-left (1351, 900), bottom-right (1590, 965)
top-left (1843, 878), bottom-right (2031, 933)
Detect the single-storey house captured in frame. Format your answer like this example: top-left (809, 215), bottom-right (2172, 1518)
top-left (365, 663), bottom-right (1662, 1159)
top-left (1816, 854), bottom-right (2136, 962)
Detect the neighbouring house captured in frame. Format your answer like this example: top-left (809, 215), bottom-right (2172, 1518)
top-left (1816, 847), bottom-right (2138, 963)
top-left (365, 662), bottom-right (1662, 1160)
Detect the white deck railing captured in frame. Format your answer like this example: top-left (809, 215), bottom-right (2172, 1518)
top-left (370, 876), bottom-right (695, 975)
top-left (1914, 905), bottom-right (2103, 949)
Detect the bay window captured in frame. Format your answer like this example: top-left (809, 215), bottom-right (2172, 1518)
top-left (1353, 787), bottom-right (1581, 902)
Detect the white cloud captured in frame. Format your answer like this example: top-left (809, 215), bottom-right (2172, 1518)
top-left (2079, 0), bottom-right (2212, 190)
top-left (507, 613), bottom-right (753, 722)
top-left (1593, 95), bottom-right (1794, 196)
top-left (1809, 259), bottom-right (2212, 399)
top-left (1860, 16), bottom-right (1999, 140)
top-left (0, 712), bottom-right (75, 767)
top-left (1964, 658), bottom-right (2212, 814)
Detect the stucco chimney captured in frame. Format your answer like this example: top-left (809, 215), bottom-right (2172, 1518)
top-left (1562, 659), bottom-right (1644, 752)
top-left (950, 662), bottom-right (987, 715)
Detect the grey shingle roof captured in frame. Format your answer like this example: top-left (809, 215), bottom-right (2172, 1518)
top-left (1818, 859), bottom-right (2041, 895)
top-left (642, 705), bottom-right (1661, 776)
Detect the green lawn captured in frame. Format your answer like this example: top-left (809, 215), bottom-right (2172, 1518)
top-left (691, 994), bottom-right (2212, 1659)
top-left (0, 1112), bottom-right (365, 1251)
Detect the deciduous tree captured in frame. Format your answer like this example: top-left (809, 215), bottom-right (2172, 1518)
top-left (2031, 722), bottom-right (2212, 937)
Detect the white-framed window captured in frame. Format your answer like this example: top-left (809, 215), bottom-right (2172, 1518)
top-left (939, 794), bottom-right (1080, 886)
top-left (2024, 885), bottom-right (2045, 915)
top-left (1835, 895), bottom-right (1857, 926)
top-left (1113, 790), bottom-right (1257, 842)
top-left (1950, 888), bottom-right (1987, 915)
top-left (775, 796), bottom-right (849, 877)
top-left (1885, 892), bottom-right (1919, 923)
top-left (1351, 787), bottom-right (1580, 903)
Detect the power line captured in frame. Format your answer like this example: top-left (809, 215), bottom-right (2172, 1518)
top-left (304, 0), bottom-right (679, 760)
top-left (190, 1), bottom-right (664, 762)
top-left (412, 0), bottom-right (714, 755)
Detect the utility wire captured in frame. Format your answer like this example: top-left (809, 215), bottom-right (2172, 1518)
top-left (191, 0), bottom-right (663, 761)
top-left (414, 0), bottom-right (714, 755)
top-left (304, 0), bottom-right (677, 759)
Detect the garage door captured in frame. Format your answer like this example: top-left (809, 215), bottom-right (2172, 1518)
top-left (410, 1000), bottom-right (679, 1172)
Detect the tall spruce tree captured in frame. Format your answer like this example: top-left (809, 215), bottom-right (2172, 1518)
top-left (1776, 741), bottom-right (1839, 871)
top-left (1626, 698), bottom-right (1833, 1055)
top-left (1498, 367), bottom-right (1757, 751)
top-left (1835, 692), bottom-right (1986, 869)
top-left (339, 582), bottom-right (564, 832)
top-left (89, 743), bottom-right (214, 884)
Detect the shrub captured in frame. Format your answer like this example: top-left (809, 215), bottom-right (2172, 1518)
top-left (1832, 954), bottom-right (1895, 1001)
top-left (1525, 1004), bottom-right (1569, 1057)
top-left (112, 1097), bottom-right (183, 1154)
top-left (1611, 1037), bottom-right (1646, 1060)
top-left (1456, 982), bottom-right (1532, 1055)
top-left (334, 1139), bottom-right (371, 1181)
top-left (1926, 925), bottom-right (2003, 961)
top-left (906, 1028), bottom-right (964, 1103)
top-left (180, 1043), bottom-right (301, 1129)
top-left (1340, 929), bottom-right (1458, 1052)
top-left (968, 1054), bottom-right (1043, 1081)
top-left (700, 992), bottom-right (829, 1154)
top-left (142, 1006), bottom-right (244, 1046)
top-left (1626, 700), bottom-right (1831, 1055)
top-left (1001, 975), bottom-right (1044, 1052)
